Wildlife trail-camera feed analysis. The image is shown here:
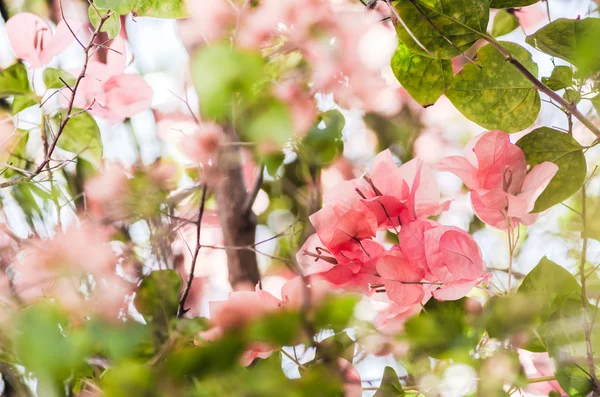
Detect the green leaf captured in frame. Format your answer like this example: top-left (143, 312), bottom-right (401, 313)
top-left (541, 65), bottom-right (573, 91)
top-left (244, 99), bottom-right (292, 148)
top-left (393, 0), bottom-right (489, 59)
top-left (43, 68), bottom-right (76, 90)
top-left (590, 95), bottom-right (600, 115)
top-left (546, 299), bottom-right (596, 397)
top-left (484, 294), bottom-right (543, 339)
top-left (300, 110), bottom-right (345, 166)
top-left (390, 41), bottom-right (453, 107)
top-left (191, 44), bottom-right (265, 120)
top-left (490, 0), bottom-right (539, 7)
top-left (0, 63), bottom-right (31, 97)
top-left (94, 0), bottom-right (187, 18)
top-left (134, 270), bottom-right (182, 330)
top-left (88, 6), bottom-right (121, 40)
top-left (14, 304), bottom-right (89, 386)
top-left (516, 127), bottom-right (586, 212)
top-left (55, 110), bottom-right (103, 167)
top-left (374, 367), bottom-right (405, 397)
top-left (492, 10), bottom-right (519, 37)
top-left (11, 95), bottom-right (37, 115)
top-left (101, 362), bottom-right (157, 397)
top-left (518, 256), bottom-right (580, 321)
top-left (447, 42), bottom-right (540, 132)
top-left (246, 310), bottom-right (301, 346)
top-left (526, 18), bottom-right (600, 74)
top-left (314, 332), bottom-right (356, 363)
top-left (313, 294), bottom-right (359, 333)
top-left (0, 129), bottom-right (29, 178)
top-left (404, 298), bottom-right (482, 361)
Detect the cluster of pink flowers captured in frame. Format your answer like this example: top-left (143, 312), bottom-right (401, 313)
top-left (438, 130), bottom-right (558, 230)
top-left (199, 277), bottom-right (330, 366)
top-left (5, 13), bottom-right (153, 124)
top-left (297, 149), bottom-right (491, 324)
top-left (184, 0), bottom-right (395, 115)
top-left (13, 222), bottom-right (133, 320)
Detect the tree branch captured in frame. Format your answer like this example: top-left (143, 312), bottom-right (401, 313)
top-left (209, 126), bottom-right (261, 291)
top-left (177, 183), bottom-right (208, 317)
top-left (483, 36), bottom-right (600, 140)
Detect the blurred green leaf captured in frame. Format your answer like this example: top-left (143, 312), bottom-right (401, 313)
top-left (364, 110), bottom-right (421, 163)
top-left (492, 10), bottom-right (519, 37)
top-left (55, 110), bottom-right (103, 167)
top-left (43, 68), bottom-right (76, 90)
top-left (94, 0), bottom-right (186, 18)
top-left (516, 127), bottom-right (586, 212)
top-left (14, 303), bottom-right (89, 390)
top-left (134, 270), bottom-right (182, 331)
top-left (88, 6), bottom-right (121, 40)
top-left (541, 65), bottom-right (573, 91)
top-left (313, 294), bottom-right (359, 333)
top-left (300, 110), bottom-right (345, 166)
top-left (490, 0), bottom-right (538, 7)
top-left (391, 42), bottom-right (453, 107)
top-left (1, 129), bottom-right (29, 178)
top-left (394, 0), bottom-right (489, 59)
top-left (102, 362), bottom-right (157, 397)
top-left (405, 298), bottom-right (481, 361)
top-left (0, 63), bottom-right (31, 97)
top-left (314, 332), bottom-right (355, 363)
top-left (192, 44), bottom-right (264, 120)
top-left (526, 18), bottom-right (600, 74)
top-left (484, 294), bottom-right (542, 339)
top-left (447, 42), bottom-right (540, 133)
top-left (244, 99), bottom-right (292, 148)
top-left (246, 310), bottom-right (301, 346)
top-left (374, 366), bottom-right (405, 397)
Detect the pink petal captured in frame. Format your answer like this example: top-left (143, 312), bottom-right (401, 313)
top-left (40, 19), bottom-right (83, 65)
top-left (6, 13), bottom-right (48, 68)
top-left (437, 155), bottom-right (480, 190)
top-left (296, 234), bottom-right (335, 275)
top-left (399, 220), bottom-right (436, 270)
top-left (369, 149), bottom-right (404, 197)
top-left (376, 251), bottom-right (424, 282)
top-left (518, 161), bottom-right (559, 214)
top-left (470, 189), bottom-right (512, 230)
top-left (384, 280), bottom-right (424, 306)
top-left (101, 74), bottom-right (153, 123)
top-left (432, 279), bottom-right (479, 301)
top-left (106, 36), bottom-right (127, 76)
top-left (438, 229), bottom-right (485, 281)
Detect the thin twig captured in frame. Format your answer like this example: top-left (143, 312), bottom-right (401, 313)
top-left (243, 163), bottom-right (264, 216)
top-left (177, 184), bottom-right (208, 317)
top-left (0, 14), bottom-right (111, 189)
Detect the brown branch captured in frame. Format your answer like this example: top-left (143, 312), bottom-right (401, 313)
top-left (483, 36), bottom-right (600, 140)
top-left (243, 162), bottom-right (264, 216)
top-left (177, 183), bottom-right (208, 318)
top-left (0, 13), bottom-right (111, 189)
top-left (208, 126), bottom-right (261, 291)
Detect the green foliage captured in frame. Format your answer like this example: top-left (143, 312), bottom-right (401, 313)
top-left (299, 110), bottom-right (345, 166)
top-left (134, 270), bottom-right (182, 332)
top-left (393, 0), bottom-right (489, 59)
top-left (541, 65), bottom-right (573, 91)
top-left (102, 362), bottom-right (157, 397)
top-left (446, 42), bottom-right (540, 132)
top-left (14, 304), bottom-right (88, 390)
top-left (12, 96), bottom-right (37, 115)
top-left (43, 68), bottom-right (77, 90)
top-left (94, 0), bottom-right (187, 18)
top-left (484, 294), bottom-right (542, 339)
top-left (55, 110), bottom-right (103, 167)
top-left (526, 18), bottom-right (600, 74)
top-left (314, 332), bottom-right (356, 363)
top-left (0, 63), bottom-right (31, 97)
top-left (0, 129), bottom-right (29, 178)
top-left (492, 10), bottom-right (519, 37)
top-left (404, 298), bottom-right (482, 361)
top-left (516, 127), bottom-right (586, 212)
top-left (313, 294), bottom-right (359, 333)
top-left (391, 42), bottom-right (453, 107)
top-left (88, 6), bottom-right (121, 40)
top-left (246, 310), bottom-right (301, 346)
top-left (192, 44), bottom-right (265, 120)
top-left (243, 99), bottom-right (292, 148)
top-left (489, 0), bottom-right (539, 7)
top-left (374, 366), bottom-right (405, 397)
top-left (518, 256), bottom-right (580, 333)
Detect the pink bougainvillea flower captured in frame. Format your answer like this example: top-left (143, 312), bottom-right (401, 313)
top-left (179, 122), bottom-right (225, 166)
top-left (376, 249), bottom-right (425, 306)
top-left (70, 37), bottom-right (153, 124)
top-left (438, 130), bottom-right (558, 230)
top-left (373, 302), bottom-right (423, 335)
top-left (518, 350), bottom-right (566, 396)
top-left (423, 224), bottom-right (490, 301)
top-left (309, 201), bottom-right (378, 258)
top-left (338, 358), bottom-right (362, 397)
top-left (6, 13), bottom-right (82, 68)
